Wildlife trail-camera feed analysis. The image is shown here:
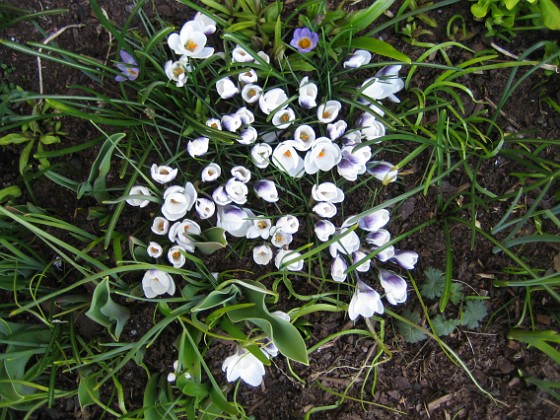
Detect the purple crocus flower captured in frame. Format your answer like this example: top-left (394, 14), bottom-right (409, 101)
top-left (290, 27), bottom-right (318, 53)
top-left (115, 50), bottom-right (139, 82)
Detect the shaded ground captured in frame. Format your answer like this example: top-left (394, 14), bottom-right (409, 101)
top-left (1, 0), bottom-right (559, 419)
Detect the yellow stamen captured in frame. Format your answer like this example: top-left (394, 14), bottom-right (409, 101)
top-left (298, 38), bottom-right (311, 49)
top-left (185, 39), bottom-right (198, 51)
top-left (283, 150), bottom-right (292, 158)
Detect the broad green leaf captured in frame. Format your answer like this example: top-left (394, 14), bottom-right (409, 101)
top-left (0, 133), bottom-right (31, 145)
top-left (78, 368), bottom-right (99, 408)
top-left (19, 139), bottom-right (34, 175)
top-left (432, 315), bottom-right (460, 336)
top-left (396, 309), bottom-right (427, 343)
top-left (504, 0), bottom-right (520, 9)
top-left (144, 374), bottom-right (178, 420)
top-left (0, 185), bottom-right (22, 202)
top-left (176, 376), bottom-right (210, 398)
top-left (347, 37), bottom-right (411, 63)
top-left (471, 1), bottom-right (489, 18)
top-left (508, 329), bottom-right (560, 364)
top-left (85, 277), bottom-right (130, 340)
top-left (190, 227), bottom-right (228, 255)
top-left (192, 285), bottom-right (240, 312)
top-left (462, 300), bottom-right (488, 329)
top-left (541, 0), bottom-right (560, 30)
top-left (343, 0), bottom-right (394, 34)
top-left (39, 134), bottom-right (61, 145)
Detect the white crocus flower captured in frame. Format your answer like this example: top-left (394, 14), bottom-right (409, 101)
top-left (254, 179), bottom-right (279, 203)
top-left (161, 182), bottom-right (197, 221)
top-left (270, 227), bottom-right (293, 248)
top-left (187, 136), bottom-right (209, 157)
top-left (232, 45), bottom-right (254, 62)
top-left (239, 69), bottom-right (258, 84)
top-left (251, 143), bottom-right (273, 169)
top-left (359, 113), bottom-right (386, 141)
top-left (314, 220), bottom-right (336, 242)
top-left (293, 125), bottom-right (316, 150)
top-left (358, 209), bottom-right (390, 232)
top-left (298, 76), bottom-right (318, 109)
top-left (151, 217), bottom-right (170, 235)
top-left (222, 113), bottom-right (242, 132)
top-left (169, 219), bottom-right (201, 250)
top-left (222, 347), bottom-right (266, 387)
top-left (212, 186), bottom-right (231, 206)
top-left (147, 241), bottom-right (163, 258)
top-left (235, 107), bottom-right (255, 125)
top-left (311, 182), bottom-right (344, 203)
top-left (246, 216), bottom-right (272, 240)
top-left (164, 59), bottom-right (191, 87)
top-left (231, 166), bottom-right (251, 183)
top-left (216, 77), bottom-right (239, 99)
top-left (379, 270), bottom-right (407, 305)
top-left (361, 65), bottom-right (404, 103)
top-left (304, 138), bottom-right (342, 174)
top-left (331, 255), bottom-right (348, 282)
top-left (313, 202), bottom-right (337, 218)
top-left (167, 20), bottom-right (214, 58)
top-left (257, 50), bottom-right (270, 63)
top-left (168, 245), bottom-right (187, 268)
top-left (225, 178), bottom-right (248, 205)
top-left (217, 205), bottom-right (252, 237)
top-left (253, 244), bottom-right (273, 265)
top-left (374, 245), bottom-right (395, 262)
top-left (329, 228), bottom-right (360, 257)
top-left (238, 126), bottom-right (258, 145)
top-left (317, 101), bottom-right (342, 123)
top-left (276, 215), bottom-right (299, 235)
top-left (272, 107), bottom-right (296, 129)
top-left (348, 279), bottom-right (384, 321)
top-left (327, 120), bottom-right (347, 140)
top-left (275, 249), bottom-right (303, 271)
top-left (353, 251), bottom-right (371, 272)
top-left (201, 163), bottom-right (221, 182)
top-left (195, 198), bottom-right (215, 219)
top-left (367, 161), bottom-right (398, 185)
top-left (337, 146), bottom-right (367, 181)
top-left (258, 87), bottom-right (288, 115)
top-left (206, 118), bottom-right (222, 130)
top-left (272, 141), bottom-right (305, 178)
top-left (193, 12), bottom-right (217, 35)
top-left (343, 49), bottom-right (372, 69)
top-left (391, 250), bottom-right (419, 270)
top-left (150, 165), bottom-right (178, 184)
top-left (365, 229), bottom-right (391, 247)
top-left (142, 269), bottom-right (176, 298)
top-left (126, 185), bottom-right (151, 208)
top-left (241, 84), bottom-right (262, 103)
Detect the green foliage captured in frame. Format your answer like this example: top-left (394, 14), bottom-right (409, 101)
top-left (461, 300), bottom-right (489, 329)
top-left (396, 309), bottom-right (427, 343)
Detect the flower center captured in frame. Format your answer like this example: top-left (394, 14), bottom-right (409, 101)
top-left (318, 149), bottom-right (326, 158)
top-left (281, 113), bottom-right (290, 122)
top-left (300, 133), bottom-right (308, 140)
top-left (298, 38), bottom-right (311, 49)
top-left (172, 251), bottom-right (181, 259)
top-left (283, 149), bottom-right (292, 158)
top-left (258, 221), bottom-right (268, 229)
top-left (248, 89), bottom-right (256, 97)
top-left (185, 39), bottom-right (198, 52)
top-left (161, 169), bottom-right (169, 175)
top-left (322, 111), bottom-right (330, 119)
top-left (173, 67), bottom-right (184, 77)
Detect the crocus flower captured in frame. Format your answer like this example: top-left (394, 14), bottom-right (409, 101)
top-left (147, 241), bottom-right (163, 258)
top-left (304, 138), bottom-right (342, 174)
top-left (216, 77), bottom-right (239, 99)
top-left (168, 245), bottom-right (187, 268)
top-left (317, 101), bottom-right (342, 123)
top-left (151, 217), bottom-right (170, 235)
top-left (272, 107), bottom-right (296, 129)
top-left (311, 182), bottom-right (344, 203)
top-left (290, 27), bottom-right (319, 53)
top-left (391, 250), bottom-right (419, 270)
top-left (270, 227), bottom-right (293, 248)
top-left (360, 65), bottom-right (404, 103)
top-left (161, 182), bottom-right (197, 221)
top-left (251, 143), bottom-right (273, 169)
top-left (201, 163), bottom-right (221, 182)
top-left (348, 279), bottom-right (384, 321)
top-left (164, 59), bottom-right (191, 87)
top-left (232, 45), bottom-right (254, 62)
top-left (151, 164), bottom-right (178, 184)
top-left (314, 220), bottom-right (336, 242)
top-left (343, 49), bottom-right (372, 69)
top-left (329, 228), bottom-right (360, 257)
top-left (241, 84), bottom-right (262, 103)
top-left (253, 244), bottom-right (273, 265)
top-left (225, 178), bottom-right (248, 205)
top-left (206, 118), bottom-right (222, 130)
top-left (275, 249), bottom-right (304, 271)
top-left (358, 209), bottom-right (390, 232)
top-left (238, 126), bottom-right (259, 145)
top-left (167, 20), bottom-right (214, 58)
top-left (379, 270), bottom-right (407, 305)
top-left (222, 346), bottom-right (266, 387)
top-left (235, 107), bottom-right (255, 125)
top-left (275, 215), bottom-right (299, 235)
top-left (367, 161), bottom-right (398, 185)
top-left (239, 69), bottom-right (258, 84)
top-left (115, 50), bottom-right (139, 82)
top-left (294, 125), bottom-right (316, 150)
top-left (222, 113), bottom-right (242, 132)
top-left (374, 245), bottom-right (395, 262)
top-left (359, 113), bottom-right (386, 141)
top-left (254, 179), bottom-right (279, 203)
top-left (187, 136), bottom-right (209, 157)
top-left (327, 120), bottom-right (347, 140)
top-left (331, 254), bottom-right (348, 282)
top-left (231, 166), bottom-right (251, 183)
top-left (142, 269), bottom-right (176, 298)
top-left (313, 202), bottom-right (337, 218)
top-left (247, 216), bottom-right (272, 240)
top-left (217, 205), bottom-right (252, 237)
top-left (212, 186), bottom-right (231, 206)
top-left (353, 251), bottom-right (371, 272)
top-left (298, 77), bottom-right (318, 109)
top-left (272, 141), bottom-right (305, 178)
top-left (365, 229), bottom-right (391, 247)
top-left (126, 185), bottom-right (151, 207)
top-left (259, 88), bottom-right (288, 115)
top-left (168, 219), bottom-right (201, 251)
top-left (195, 198), bottom-right (216, 219)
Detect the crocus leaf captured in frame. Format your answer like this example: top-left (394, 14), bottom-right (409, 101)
top-left (342, 0), bottom-right (395, 34)
top-left (190, 227), bottom-right (228, 255)
top-left (144, 374), bottom-right (179, 420)
top-left (191, 284), bottom-right (240, 312)
top-left (176, 376), bottom-right (210, 398)
top-left (347, 37), bottom-right (411, 63)
top-left (85, 277), bottom-right (130, 340)
top-left (78, 368), bottom-right (99, 408)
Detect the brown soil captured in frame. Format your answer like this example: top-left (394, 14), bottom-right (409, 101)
top-left (1, 0), bottom-right (559, 419)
